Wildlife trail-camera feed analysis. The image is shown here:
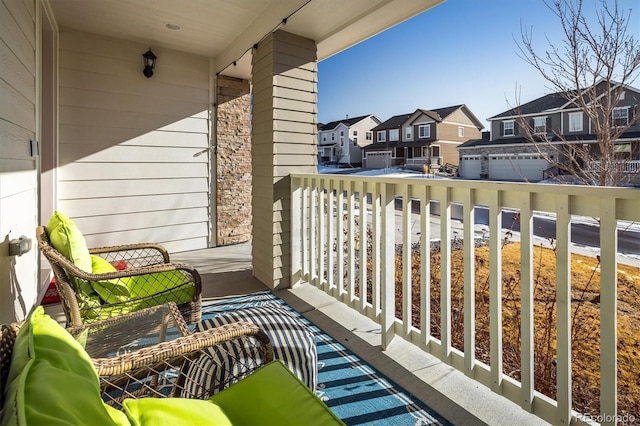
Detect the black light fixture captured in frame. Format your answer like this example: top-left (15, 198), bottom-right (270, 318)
top-left (142, 49), bottom-right (157, 78)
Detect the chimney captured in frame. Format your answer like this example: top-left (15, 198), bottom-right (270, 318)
top-left (346, 114), bottom-right (349, 120)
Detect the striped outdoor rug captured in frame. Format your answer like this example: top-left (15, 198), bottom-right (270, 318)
top-left (201, 291), bottom-right (450, 426)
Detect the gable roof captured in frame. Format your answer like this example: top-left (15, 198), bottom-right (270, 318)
top-left (457, 131), bottom-right (640, 149)
top-left (489, 81), bottom-right (640, 120)
top-left (372, 113), bottom-right (413, 131)
top-left (318, 114), bottom-right (378, 131)
top-left (489, 93), bottom-right (569, 120)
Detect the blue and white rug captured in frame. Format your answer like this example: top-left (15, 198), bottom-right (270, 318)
top-left (201, 291), bottom-right (450, 426)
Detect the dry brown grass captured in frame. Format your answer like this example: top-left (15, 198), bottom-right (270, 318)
top-left (387, 242), bottom-right (640, 422)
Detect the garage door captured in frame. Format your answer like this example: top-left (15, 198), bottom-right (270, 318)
top-left (365, 151), bottom-right (392, 169)
top-left (489, 154), bottom-right (550, 182)
top-left (460, 155), bottom-right (482, 179)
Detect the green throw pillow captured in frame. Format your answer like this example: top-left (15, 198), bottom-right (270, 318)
top-left (91, 254), bottom-right (131, 304)
top-left (122, 397), bottom-right (231, 426)
top-left (46, 211), bottom-right (92, 273)
top-left (209, 361), bottom-right (345, 426)
top-left (0, 306), bottom-right (129, 426)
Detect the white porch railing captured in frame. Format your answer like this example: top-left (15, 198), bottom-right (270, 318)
top-left (585, 160), bottom-right (640, 173)
top-left (405, 157), bottom-right (428, 166)
top-left (290, 173), bottom-right (640, 426)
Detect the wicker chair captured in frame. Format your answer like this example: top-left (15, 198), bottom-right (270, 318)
top-left (0, 312), bottom-right (274, 411)
top-left (36, 226), bottom-right (202, 327)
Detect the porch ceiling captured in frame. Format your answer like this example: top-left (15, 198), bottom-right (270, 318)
top-left (47, 0), bottom-right (444, 78)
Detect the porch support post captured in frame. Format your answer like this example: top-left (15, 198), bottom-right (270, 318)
top-left (251, 30), bottom-right (317, 289)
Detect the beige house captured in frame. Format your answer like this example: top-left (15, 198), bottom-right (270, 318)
top-left (363, 105), bottom-right (483, 169)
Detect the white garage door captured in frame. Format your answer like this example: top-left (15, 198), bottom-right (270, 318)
top-left (365, 151), bottom-right (392, 169)
top-left (489, 154), bottom-right (550, 182)
top-left (460, 155), bottom-right (482, 179)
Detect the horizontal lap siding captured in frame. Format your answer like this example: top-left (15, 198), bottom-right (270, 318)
top-left (0, 0), bottom-right (37, 323)
top-left (58, 31), bottom-right (211, 253)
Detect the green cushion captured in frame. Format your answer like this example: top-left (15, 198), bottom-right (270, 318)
top-left (122, 397), bottom-right (231, 426)
top-left (209, 360), bottom-right (345, 426)
top-left (91, 255), bottom-right (132, 304)
top-left (46, 211), bottom-right (92, 273)
top-left (127, 271), bottom-right (193, 300)
top-left (0, 306), bottom-right (128, 426)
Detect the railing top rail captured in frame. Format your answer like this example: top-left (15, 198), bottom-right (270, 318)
top-left (291, 173), bottom-right (640, 199)
top-left (291, 173), bottom-right (640, 222)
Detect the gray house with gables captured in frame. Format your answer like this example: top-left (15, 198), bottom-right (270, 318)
top-left (458, 82), bottom-right (640, 183)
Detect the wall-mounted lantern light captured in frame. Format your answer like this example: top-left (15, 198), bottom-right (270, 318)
top-left (142, 49), bottom-right (157, 78)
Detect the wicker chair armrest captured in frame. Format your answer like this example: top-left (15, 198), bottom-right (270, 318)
top-left (89, 243), bottom-right (170, 265)
top-left (91, 321), bottom-right (274, 376)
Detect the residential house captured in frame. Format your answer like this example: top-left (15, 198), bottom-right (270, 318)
top-left (317, 114), bottom-right (380, 165)
top-left (362, 105), bottom-right (483, 169)
top-left (458, 82), bottom-right (640, 182)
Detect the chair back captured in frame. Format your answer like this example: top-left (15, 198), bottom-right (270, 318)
top-left (0, 323), bottom-right (20, 408)
top-left (35, 226), bottom-right (85, 327)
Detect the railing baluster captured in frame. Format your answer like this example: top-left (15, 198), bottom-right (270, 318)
top-left (336, 180), bottom-right (345, 297)
top-left (372, 182), bottom-right (381, 316)
top-left (420, 186), bottom-right (431, 347)
top-left (358, 180), bottom-right (368, 311)
top-left (327, 179), bottom-right (335, 292)
top-left (381, 182), bottom-right (396, 349)
top-left (555, 194), bottom-right (572, 425)
top-left (402, 184), bottom-right (412, 335)
top-left (301, 177), bottom-right (309, 280)
top-left (489, 190), bottom-right (503, 392)
top-left (600, 198), bottom-right (618, 426)
top-left (463, 187), bottom-right (476, 376)
top-left (318, 178), bottom-right (326, 288)
top-left (290, 177), bottom-right (302, 286)
top-left (519, 191), bottom-right (534, 412)
top-left (440, 187), bottom-right (452, 361)
top-left (310, 177), bottom-right (317, 285)
top-left (347, 181), bottom-right (356, 302)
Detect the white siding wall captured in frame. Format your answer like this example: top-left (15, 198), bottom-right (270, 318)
top-left (57, 31), bottom-right (211, 253)
top-left (0, 0), bottom-right (38, 323)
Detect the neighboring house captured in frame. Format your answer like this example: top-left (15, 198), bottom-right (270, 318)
top-left (317, 114), bottom-right (381, 165)
top-left (362, 105), bottom-right (484, 169)
top-left (458, 82), bottom-right (640, 182)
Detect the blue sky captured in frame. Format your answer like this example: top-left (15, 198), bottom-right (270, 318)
top-left (317, 0), bottom-right (640, 129)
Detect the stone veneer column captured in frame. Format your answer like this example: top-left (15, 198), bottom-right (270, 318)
top-left (216, 76), bottom-right (252, 245)
top-left (251, 30), bottom-right (317, 289)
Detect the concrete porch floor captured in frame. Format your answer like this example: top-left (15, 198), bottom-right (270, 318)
top-left (44, 242), bottom-right (548, 425)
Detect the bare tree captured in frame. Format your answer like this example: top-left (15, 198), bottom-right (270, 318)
top-left (516, 0), bottom-right (640, 186)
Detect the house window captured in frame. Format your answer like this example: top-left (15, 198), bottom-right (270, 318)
top-left (418, 125), bottom-right (430, 138)
top-left (331, 132), bottom-right (335, 141)
top-left (322, 134), bottom-right (326, 142)
top-left (377, 131), bottom-right (386, 142)
top-left (612, 107), bottom-right (629, 127)
top-left (458, 127), bottom-right (464, 137)
top-left (405, 127), bottom-right (412, 140)
top-left (389, 129), bottom-right (399, 141)
top-left (503, 120), bottom-right (515, 136)
top-left (353, 137), bottom-right (358, 145)
top-left (340, 130), bottom-right (344, 136)
top-left (353, 130), bottom-right (358, 136)
top-left (394, 147), bottom-right (405, 158)
top-left (431, 145), bottom-right (441, 157)
top-left (366, 132), bottom-right (372, 140)
top-left (569, 112), bottom-right (583, 132)
top-left (534, 117), bottom-right (546, 134)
